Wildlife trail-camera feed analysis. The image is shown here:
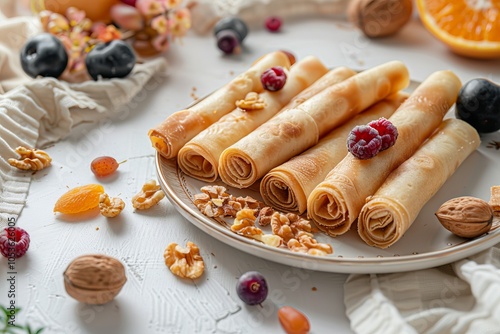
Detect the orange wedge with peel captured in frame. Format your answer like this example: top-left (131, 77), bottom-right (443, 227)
top-left (54, 184), bottom-right (105, 214)
top-left (417, 0), bottom-right (500, 59)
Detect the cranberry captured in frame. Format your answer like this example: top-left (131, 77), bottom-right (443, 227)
top-left (265, 16), bottom-right (282, 32)
top-left (0, 227), bottom-right (30, 259)
top-left (368, 117), bottom-right (398, 151)
top-left (261, 66), bottom-right (287, 91)
top-left (347, 125), bottom-right (382, 159)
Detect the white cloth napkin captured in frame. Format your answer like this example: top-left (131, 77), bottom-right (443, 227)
top-left (0, 4), bottom-right (168, 225)
top-left (344, 244), bottom-right (500, 333)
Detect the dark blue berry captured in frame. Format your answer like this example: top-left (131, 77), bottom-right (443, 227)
top-left (20, 33), bottom-right (68, 78)
top-left (85, 40), bottom-right (136, 81)
top-left (456, 78), bottom-right (500, 133)
top-left (213, 17), bottom-right (248, 43)
top-left (216, 30), bottom-right (241, 54)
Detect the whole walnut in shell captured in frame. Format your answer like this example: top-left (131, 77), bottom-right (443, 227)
top-left (348, 0), bottom-right (413, 38)
top-left (64, 254), bottom-right (127, 304)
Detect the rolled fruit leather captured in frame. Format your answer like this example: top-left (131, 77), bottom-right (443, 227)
top-left (148, 51), bottom-right (291, 159)
top-left (218, 60), bottom-right (410, 189)
top-left (177, 56), bottom-right (333, 182)
top-left (260, 93), bottom-right (407, 214)
top-left (307, 70), bottom-right (462, 237)
top-left (357, 118), bottom-right (480, 249)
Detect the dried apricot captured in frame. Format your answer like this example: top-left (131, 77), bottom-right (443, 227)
top-left (278, 306), bottom-right (310, 334)
top-left (54, 184), bottom-right (105, 214)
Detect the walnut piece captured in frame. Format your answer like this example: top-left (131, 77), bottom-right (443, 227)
top-left (236, 92), bottom-right (265, 111)
top-left (8, 146), bottom-right (52, 171)
top-left (231, 208), bottom-right (283, 247)
top-left (194, 186), bottom-right (264, 218)
top-left (271, 211), bottom-right (312, 242)
top-left (164, 241), bottom-right (204, 279)
top-left (99, 193), bottom-right (125, 218)
top-left (489, 186), bottom-right (500, 215)
top-left (287, 231), bottom-right (333, 256)
top-left (132, 180), bottom-right (165, 210)
top-left (231, 208), bottom-right (262, 237)
top-left (256, 207), bottom-right (274, 226)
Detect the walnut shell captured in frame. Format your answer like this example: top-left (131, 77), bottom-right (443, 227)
top-left (347, 0), bottom-right (413, 38)
top-left (435, 196), bottom-right (493, 238)
top-left (64, 254), bottom-right (127, 304)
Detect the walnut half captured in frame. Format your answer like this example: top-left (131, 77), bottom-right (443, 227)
top-left (8, 146), bottom-right (52, 171)
top-left (132, 180), bottom-right (165, 210)
top-left (164, 242), bottom-right (205, 279)
top-left (99, 193), bottom-right (125, 218)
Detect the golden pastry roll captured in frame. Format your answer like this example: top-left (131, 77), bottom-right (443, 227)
top-left (281, 67), bottom-right (357, 110)
top-left (260, 93), bottom-right (407, 214)
top-left (177, 56), bottom-right (330, 182)
top-left (218, 61), bottom-right (410, 189)
top-left (307, 70), bottom-right (462, 236)
top-left (358, 118), bottom-right (480, 248)
top-left (148, 51), bottom-right (291, 159)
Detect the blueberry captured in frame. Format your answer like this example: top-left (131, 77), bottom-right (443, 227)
top-left (85, 40), bottom-right (136, 81)
top-left (20, 33), bottom-right (68, 78)
top-left (213, 17), bottom-right (248, 43)
top-left (456, 78), bottom-right (500, 133)
top-left (216, 30), bottom-right (241, 54)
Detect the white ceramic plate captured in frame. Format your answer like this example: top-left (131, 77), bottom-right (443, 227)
top-left (155, 80), bottom-right (500, 274)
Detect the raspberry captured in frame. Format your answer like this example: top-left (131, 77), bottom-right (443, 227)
top-left (0, 227), bottom-right (30, 259)
top-left (265, 16), bottom-right (282, 32)
top-left (261, 66), bottom-right (287, 91)
top-left (347, 125), bottom-right (382, 160)
top-left (368, 117), bottom-right (398, 151)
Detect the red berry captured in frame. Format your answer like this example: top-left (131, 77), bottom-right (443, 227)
top-left (265, 16), bottom-right (282, 32)
top-left (368, 117), bottom-right (398, 151)
top-left (0, 227), bottom-right (30, 259)
top-left (347, 125), bottom-right (382, 159)
top-left (261, 67), bottom-right (287, 91)
top-left (91, 156), bottom-right (119, 177)
top-left (236, 271), bottom-right (268, 305)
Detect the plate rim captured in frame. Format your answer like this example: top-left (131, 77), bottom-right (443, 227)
top-left (156, 153), bottom-right (500, 274)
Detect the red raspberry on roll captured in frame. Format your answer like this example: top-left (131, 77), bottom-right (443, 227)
top-left (368, 117), bottom-right (398, 151)
top-left (347, 125), bottom-right (382, 160)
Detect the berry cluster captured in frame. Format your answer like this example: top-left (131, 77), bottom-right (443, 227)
top-left (347, 117), bottom-right (398, 159)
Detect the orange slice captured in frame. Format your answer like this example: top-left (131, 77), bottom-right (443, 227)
top-left (54, 184), bottom-right (105, 214)
top-left (417, 0), bottom-right (500, 59)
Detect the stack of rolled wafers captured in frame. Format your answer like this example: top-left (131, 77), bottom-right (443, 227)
top-left (149, 51), bottom-right (480, 249)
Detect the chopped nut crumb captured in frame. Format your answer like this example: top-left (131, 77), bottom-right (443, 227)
top-left (255, 207), bottom-right (274, 226)
top-left (194, 186), bottom-right (264, 218)
top-left (8, 146), bottom-right (52, 171)
top-left (236, 92), bottom-right (265, 111)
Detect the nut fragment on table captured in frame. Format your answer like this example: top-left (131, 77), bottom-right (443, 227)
top-left (287, 231), bottom-right (333, 256)
top-left (164, 241), bottom-right (204, 279)
top-left (99, 193), bottom-right (125, 218)
top-left (132, 179), bottom-right (165, 210)
top-left (435, 196), bottom-right (493, 238)
top-left (8, 146), bottom-right (52, 171)
top-left (63, 254), bottom-right (127, 304)
top-left (489, 186), bottom-right (500, 215)
top-left (236, 92), bottom-right (265, 111)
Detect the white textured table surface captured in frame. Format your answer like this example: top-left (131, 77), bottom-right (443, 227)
top-left (4, 15), bottom-right (500, 334)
